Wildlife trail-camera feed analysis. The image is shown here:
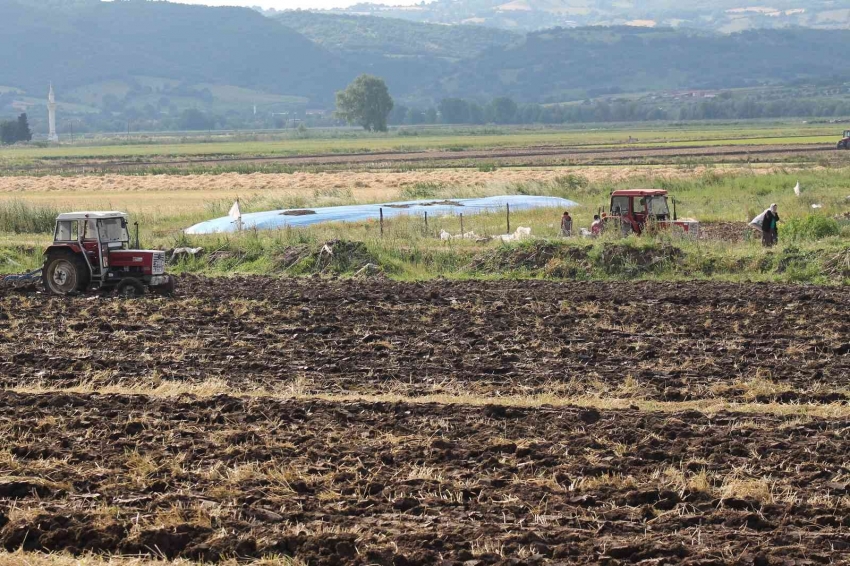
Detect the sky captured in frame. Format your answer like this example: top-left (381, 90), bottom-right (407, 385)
top-left (173, 0), bottom-right (428, 9)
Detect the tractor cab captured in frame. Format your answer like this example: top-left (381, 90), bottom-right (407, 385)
top-left (605, 189), bottom-right (674, 235)
top-left (839, 131), bottom-right (850, 149)
top-left (602, 189), bottom-right (699, 237)
top-left (43, 211), bottom-right (173, 296)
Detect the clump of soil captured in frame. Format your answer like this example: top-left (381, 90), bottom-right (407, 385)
top-left (468, 241), bottom-right (591, 274)
top-left (822, 247), bottom-right (850, 277)
top-left (699, 221), bottom-right (751, 243)
top-left (275, 239), bottom-right (379, 275)
top-left (600, 243), bottom-right (684, 275)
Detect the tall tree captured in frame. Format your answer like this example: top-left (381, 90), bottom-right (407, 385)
top-left (0, 121), bottom-right (17, 145)
top-left (335, 75), bottom-right (394, 132)
top-left (16, 113), bottom-right (31, 142)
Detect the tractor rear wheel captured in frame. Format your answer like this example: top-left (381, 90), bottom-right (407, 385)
top-left (115, 278), bottom-right (146, 298)
top-left (43, 252), bottom-right (90, 295)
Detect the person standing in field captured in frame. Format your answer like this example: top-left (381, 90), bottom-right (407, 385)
top-left (561, 211), bottom-right (573, 237)
top-left (591, 214), bottom-right (603, 236)
top-left (762, 204), bottom-right (780, 247)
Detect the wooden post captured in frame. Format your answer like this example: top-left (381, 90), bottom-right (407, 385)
top-left (506, 203), bottom-right (511, 234)
top-left (460, 213), bottom-right (464, 236)
top-left (424, 211), bottom-right (428, 231)
top-left (379, 208), bottom-right (384, 237)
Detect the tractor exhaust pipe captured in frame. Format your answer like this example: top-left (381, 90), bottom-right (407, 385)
top-left (672, 198), bottom-right (678, 221)
top-left (134, 222), bottom-right (140, 249)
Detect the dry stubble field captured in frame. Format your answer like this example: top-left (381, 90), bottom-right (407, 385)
top-left (0, 165), bottom-right (782, 216)
top-left (0, 277), bottom-right (848, 565)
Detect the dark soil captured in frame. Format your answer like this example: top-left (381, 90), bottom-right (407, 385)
top-left (699, 222), bottom-right (752, 243)
top-left (0, 393), bottom-right (847, 565)
top-left (1, 277), bottom-right (847, 403)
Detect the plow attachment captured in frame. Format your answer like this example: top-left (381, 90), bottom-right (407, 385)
top-left (0, 268), bottom-right (43, 292)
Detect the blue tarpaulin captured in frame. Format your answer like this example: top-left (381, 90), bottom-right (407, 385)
top-left (184, 195), bottom-right (579, 235)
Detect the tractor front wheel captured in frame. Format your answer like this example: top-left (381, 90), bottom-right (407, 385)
top-left (43, 252), bottom-right (89, 295)
top-left (115, 278), bottom-right (146, 298)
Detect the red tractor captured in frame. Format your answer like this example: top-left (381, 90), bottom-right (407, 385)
top-left (601, 189), bottom-right (699, 237)
top-left (837, 130), bottom-right (850, 150)
top-left (42, 211), bottom-right (174, 296)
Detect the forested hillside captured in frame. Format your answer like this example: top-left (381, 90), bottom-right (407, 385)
top-left (275, 11), bottom-right (518, 58)
top-left (5, 0), bottom-right (850, 133)
top-left (435, 27), bottom-right (850, 102)
top-left (0, 0), bottom-right (349, 103)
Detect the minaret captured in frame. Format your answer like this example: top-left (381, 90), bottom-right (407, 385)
top-left (47, 83), bottom-right (58, 143)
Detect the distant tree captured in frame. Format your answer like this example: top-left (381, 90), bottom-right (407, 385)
top-left (489, 97), bottom-right (518, 124)
top-left (405, 108), bottom-right (426, 125)
top-left (335, 74), bottom-right (394, 132)
top-left (438, 98), bottom-right (470, 124)
top-left (0, 120), bottom-right (18, 144)
top-left (388, 103), bottom-right (408, 125)
top-left (179, 108), bottom-right (214, 130)
top-left (16, 113), bottom-right (31, 142)
top-left (425, 107), bottom-right (438, 124)
top-left (468, 102), bottom-right (486, 124)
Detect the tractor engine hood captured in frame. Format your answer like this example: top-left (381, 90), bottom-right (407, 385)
top-left (109, 250), bottom-right (166, 275)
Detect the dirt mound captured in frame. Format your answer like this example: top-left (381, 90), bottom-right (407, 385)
top-left (699, 221), bottom-right (751, 243)
top-left (600, 243), bottom-right (684, 275)
top-left (468, 241), bottom-right (591, 274)
top-left (274, 239), bottom-right (379, 275)
top-left (823, 248), bottom-right (850, 277)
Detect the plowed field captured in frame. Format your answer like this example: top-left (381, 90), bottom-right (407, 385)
top-left (2, 278), bottom-right (848, 402)
top-left (1, 278), bottom-right (848, 565)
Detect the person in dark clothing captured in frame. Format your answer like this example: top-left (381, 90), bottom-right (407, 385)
top-left (762, 203), bottom-right (779, 247)
top-left (560, 211), bottom-right (573, 237)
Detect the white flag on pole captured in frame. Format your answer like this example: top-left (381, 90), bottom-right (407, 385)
top-left (229, 199), bottom-right (241, 221)
top-left (229, 199), bottom-right (243, 231)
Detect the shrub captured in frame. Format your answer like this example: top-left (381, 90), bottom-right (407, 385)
top-left (782, 215), bottom-right (840, 242)
top-left (400, 182), bottom-right (443, 200)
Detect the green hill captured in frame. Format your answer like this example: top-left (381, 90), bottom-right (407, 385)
top-left (274, 11), bottom-right (519, 105)
top-left (274, 10), bottom-right (519, 58)
top-left (6, 0), bottom-right (850, 132)
top-left (0, 0), bottom-right (349, 104)
top-left (435, 26), bottom-right (850, 102)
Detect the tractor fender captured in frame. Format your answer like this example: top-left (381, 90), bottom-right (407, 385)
top-left (44, 243), bottom-right (83, 258)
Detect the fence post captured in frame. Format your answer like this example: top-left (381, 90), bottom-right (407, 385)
top-left (379, 208), bottom-right (384, 237)
top-left (506, 203), bottom-right (511, 234)
top-left (460, 213), bottom-right (464, 236)
top-left (424, 211), bottom-right (428, 233)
